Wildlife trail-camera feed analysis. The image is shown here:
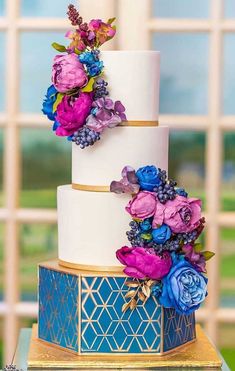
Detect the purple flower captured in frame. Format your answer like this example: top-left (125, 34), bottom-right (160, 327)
top-left (86, 97), bottom-right (126, 133)
top-left (55, 93), bottom-right (93, 136)
top-left (52, 53), bottom-right (88, 93)
top-left (116, 246), bottom-right (172, 280)
top-left (110, 166), bottom-right (140, 194)
top-left (182, 244), bottom-right (206, 273)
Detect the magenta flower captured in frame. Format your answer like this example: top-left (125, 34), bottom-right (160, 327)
top-left (116, 246), bottom-right (172, 280)
top-left (110, 166), bottom-right (140, 194)
top-left (153, 195), bottom-right (202, 233)
top-left (52, 53), bottom-right (88, 93)
top-left (126, 191), bottom-right (157, 220)
top-left (56, 93), bottom-right (92, 136)
top-left (182, 244), bottom-right (206, 273)
top-left (86, 98), bottom-right (126, 133)
top-left (89, 19), bottom-right (116, 46)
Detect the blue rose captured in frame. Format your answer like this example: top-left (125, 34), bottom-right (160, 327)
top-left (140, 219), bottom-right (152, 232)
top-left (176, 188), bottom-right (188, 198)
top-left (42, 85), bottom-right (57, 121)
top-left (79, 51), bottom-right (97, 65)
top-left (159, 257), bottom-right (208, 315)
top-left (136, 165), bottom-right (162, 191)
top-left (152, 224), bottom-right (171, 244)
top-left (87, 61), bottom-right (104, 77)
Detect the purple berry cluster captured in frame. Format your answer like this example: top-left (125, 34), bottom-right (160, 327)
top-left (94, 78), bottom-right (109, 99)
top-left (153, 170), bottom-right (177, 204)
top-left (72, 126), bottom-right (100, 149)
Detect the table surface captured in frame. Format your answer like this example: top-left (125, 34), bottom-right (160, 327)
top-left (11, 328), bottom-right (231, 371)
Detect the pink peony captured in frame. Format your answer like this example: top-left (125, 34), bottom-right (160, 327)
top-left (153, 195), bottom-right (202, 233)
top-left (52, 53), bottom-right (88, 93)
top-left (56, 93), bottom-right (92, 136)
top-left (126, 191), bottom-right (157, 220)
top-left (116, 246), bottom-right (172, 280)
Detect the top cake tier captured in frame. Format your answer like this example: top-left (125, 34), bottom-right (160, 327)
top-left (72, 50), bottom-right (165, 186)
top-left (100, 50), bottom-right (160, 121)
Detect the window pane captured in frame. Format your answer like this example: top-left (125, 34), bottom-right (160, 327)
top-left (220, 228), bottom-right (235, 308)
top-left (153, 0), bottom-right (209, 18)
top-left (0, 0), bottom-right (4, 16)
top-left (20, 224), bottom-right (57, 301)
top-left (0, 33), bottom-right (6, 112)
top-left (20, 32), bottom-right (66, 113)
top-left (219, 324), bottom-right (235, 371)
top-left (222, 132), bottom-right (235, 211)
top-left (224, 0), bottom-right (235, 18)
top-left (21, 0), bottom-right (72, 17)
top-left (153, 33), bottom-right (209, 114)
top-left (169, 130), bottom-right (206, 208)
top-left (0, 129), bottom-right (3, 207)
top-left (20, 128), bottom-right (70, 208)
top-left (0, 224), bottom-right (4, 301)
top-left (223, 34), bottom-right (235, 114)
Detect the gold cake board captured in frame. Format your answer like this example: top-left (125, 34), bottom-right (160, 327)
top-left (27, 324), bottom-right (222, 369)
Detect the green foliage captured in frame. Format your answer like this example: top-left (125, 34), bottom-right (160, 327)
top-left (53, 93), bottom-right (64, 112)
top-left (51, 42), bottom-right (67, 52)
top-left (81, 77), bottom-right (95, 93)
top-left (107, 17), bottom-right (116, 24)
top-left (202, 251), bottom-right (215, 261)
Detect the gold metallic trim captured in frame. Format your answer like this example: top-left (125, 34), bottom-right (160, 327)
top-left (160, 305), bottom-right (164, 353)
top-left (28, 324), bottom-right (223, 367)
top-left (120, 120), bottom-right (159, 127)
top-left (72, 183), bottom-right (110, 192)
top-left (78, 276), bottom-right (81, 355)
top-left (59, 259), bottom-right (124, 273)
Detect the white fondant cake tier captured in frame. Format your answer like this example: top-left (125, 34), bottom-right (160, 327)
top-left (72, 126), bottom-right (169, 186)
top-left (101, 50), bottom-right (160, 121)
top-left (57, 185), bottom-right (130, 267)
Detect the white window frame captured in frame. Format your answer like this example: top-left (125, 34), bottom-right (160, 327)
top-left (0, 0), bottom-right (235, 363)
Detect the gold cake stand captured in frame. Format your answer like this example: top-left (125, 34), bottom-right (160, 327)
top-left (27, 324), bottom-right (222, 369)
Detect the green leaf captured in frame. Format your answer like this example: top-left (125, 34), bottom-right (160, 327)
top-left (81, 77), bottom-right (95, 93)
top-left (52, 42), bottom-right (67, 53)
top-left (202, 251), bottom-right (215, 261)
top-left (53, 93), bottom-right (64, 112)
top-left (194, 243), bottom-right (203, 253)
top-left (74, 48), bottom-right (82, 55)
top-left (107, 17), bottom-right (116, 24)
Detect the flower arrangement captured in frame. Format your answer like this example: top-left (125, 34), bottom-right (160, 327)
top-left (42, 4), bottom-right (126, 149)
top-left (111, 165), bottom-right (214, 315)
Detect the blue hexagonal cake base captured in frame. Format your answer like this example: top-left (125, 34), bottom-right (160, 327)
top-left (38, 261), bottom-right (196, 354)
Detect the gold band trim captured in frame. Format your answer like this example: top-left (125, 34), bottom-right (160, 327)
top-left (72, 183), bottom-right (110, 192)
top-left (59, 259), bottom-right (124, 273)
top-left (120, 120), bottom-right (159, 127)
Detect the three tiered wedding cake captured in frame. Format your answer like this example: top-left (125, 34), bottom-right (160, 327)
top-left (38, 4), bottom-right (214, 356)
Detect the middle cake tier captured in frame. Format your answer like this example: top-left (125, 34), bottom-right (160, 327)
top-left (72, 126), bottom-right (169, 186)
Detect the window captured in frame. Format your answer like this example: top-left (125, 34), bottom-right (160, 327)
top-left (1, 0), bottom-right (235, 365)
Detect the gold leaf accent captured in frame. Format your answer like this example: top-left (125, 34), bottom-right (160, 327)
top-left (146, 279), bottom-right (156, 287)
top-left (125, 281), bottom-right (139, 288)
top-left (138, 291), bottom-right (146, 302)
top-left (130, 298), bottom-right (137, 310)
top-left (122, 301), bottom-right (131, 313)
top-left (125, 290), bottom-right (136, 299)
top-left (142, 284), bottom-right (151, 298)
